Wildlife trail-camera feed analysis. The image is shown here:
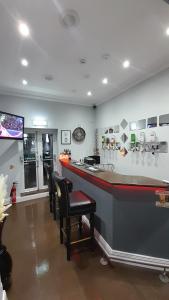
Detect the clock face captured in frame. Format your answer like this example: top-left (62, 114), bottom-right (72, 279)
top-left (72, 127), bottom-right (86, 142)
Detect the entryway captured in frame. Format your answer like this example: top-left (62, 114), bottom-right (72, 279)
top-left (22, 129), bottom-right (58, 194)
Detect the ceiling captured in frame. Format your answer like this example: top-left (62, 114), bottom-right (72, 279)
top-left (0, 0), bottom-right (169, 106)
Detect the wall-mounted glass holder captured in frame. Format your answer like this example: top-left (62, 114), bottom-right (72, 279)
top-left (128, 141), bottom-right (168, 154)
top-left (102, 142), bottom-right (121, 151)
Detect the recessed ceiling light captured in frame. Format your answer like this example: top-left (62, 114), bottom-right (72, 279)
top-left (102, 77), bottom-right (108, 85)
top-left (166, 27), bottom-right (169, 36)
top-left (87, 91), bottom-right (92, 96)
top-left (22, 79), bottom-right (28, 86)
top-left (18, 22), bottom-right (30, 37)
top-left (123, 60), bottom-right (130, 69)
top-left (21, 58), bottom-right (29, 67)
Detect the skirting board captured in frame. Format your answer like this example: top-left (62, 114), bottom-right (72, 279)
top-left (5, 192), bottom-right (48, 204)
top-left (18, 192), bottom-right (48, 202)
top-left (82, 216), bottom-right (169, 272)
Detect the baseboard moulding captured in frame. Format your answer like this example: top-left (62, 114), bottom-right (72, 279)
top-left (82, 216), bottom-right (169, 273)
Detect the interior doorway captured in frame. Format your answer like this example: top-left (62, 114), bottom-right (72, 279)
top-left (23, 129), bottom-right (58, 193)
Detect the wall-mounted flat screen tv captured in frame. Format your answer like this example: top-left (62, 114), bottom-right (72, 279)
top-left (0, 111), bottom-right (24, 140)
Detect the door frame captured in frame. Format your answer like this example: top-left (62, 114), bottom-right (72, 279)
top-left (22, 128), bottom-right (58, 193)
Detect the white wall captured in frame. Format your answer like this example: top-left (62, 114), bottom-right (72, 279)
top-left (0, 95), bottom-right (95, 197)
top-left (96, 68), bottom-right (169, 181)
top-left (1, 66), bottom-right (169, 199)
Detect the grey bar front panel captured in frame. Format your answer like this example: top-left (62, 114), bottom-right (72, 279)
top-left (62, 165), bottom-right (169, 259)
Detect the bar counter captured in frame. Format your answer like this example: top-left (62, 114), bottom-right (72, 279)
top-left (61, 160), bottom-right (169, 268)
top-left (61, 161), bottom-right (168, 190)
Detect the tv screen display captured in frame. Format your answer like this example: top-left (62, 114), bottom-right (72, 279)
top-left (0, 111), bottom-right (24, 140)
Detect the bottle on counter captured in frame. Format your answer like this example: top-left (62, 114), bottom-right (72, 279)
top-left (68, 150), bottom-right (71, 160)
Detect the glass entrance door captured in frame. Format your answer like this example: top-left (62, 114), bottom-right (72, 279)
top-left (38, 133), bottom-right (54, 188)
top-left (24, 132), bottom-right (38, 191)
top-left (23, 130), bottom-right (57, 193)
top-left (42, 133), bottom-right (53, 186)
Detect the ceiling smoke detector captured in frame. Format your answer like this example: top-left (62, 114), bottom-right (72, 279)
top-left (102, 53), bottom-right (110, 60)
top-left (44, 74), bottom-right (54, 81)
top-left (60, 9), bottom-right (80, 29)
top-left (80, 58), bottom-right (87, 64)
top-left (84, 74), bottom-right (90, 79)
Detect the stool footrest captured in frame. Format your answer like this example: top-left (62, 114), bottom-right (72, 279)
top-left (61, 228), bottom-right (92, 245)
top-left (71, 236), bottom-right (92, 245)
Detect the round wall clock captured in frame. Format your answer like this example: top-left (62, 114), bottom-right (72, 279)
top-left (72, 127), bottom-right (86, 142)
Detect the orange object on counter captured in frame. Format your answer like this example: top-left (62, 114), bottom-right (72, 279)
top-left (59, 154), bottom-right (69, 161)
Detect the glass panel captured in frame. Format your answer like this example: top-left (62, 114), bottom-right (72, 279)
top-left (24, 133), bottom-right (36, 161)
top-left (24, 161), bottom-right (37, 189)
top-left (42, 134), bottom-right (53, 185)
top-left (24, 133), bottom-right (37, 189)
top-left (42, 134), bottom-right (53, 159)
top-left (137, 119), bottom-right (146, 130)
top-left (129, 122), bottom-right (137, 131)
top-left (147, 116), bottom-right (157, 128)
top-left (159, 114), bottom-right (169, 126)
top-left (129, 119), bottom-right (146, 130)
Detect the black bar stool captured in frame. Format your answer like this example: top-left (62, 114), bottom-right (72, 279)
top-left (45, 164), bottom-right (73, 220)
top-left (44, 164), bottom-right (53, 213)
top-left (53, 175), bottom-right (96, 261)
top-left (52, 172), bottom-right (73, 220)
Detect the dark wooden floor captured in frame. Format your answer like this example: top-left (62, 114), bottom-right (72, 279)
top-left (3, 198), bottom-right (169, 300)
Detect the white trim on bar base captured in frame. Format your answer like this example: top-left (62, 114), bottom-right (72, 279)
top-left (82, 216), bottom-right (169, 272)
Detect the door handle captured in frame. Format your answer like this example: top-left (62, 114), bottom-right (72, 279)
top-left (20, 156), bottom-right (24, 163)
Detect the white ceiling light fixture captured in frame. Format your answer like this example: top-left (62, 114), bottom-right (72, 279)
top-left (21, 58), bottom-right (29, 67)
top-left (18, 21), bottom-right (30, 37)
top-left (22, 79), bottom-right (28, 86)
top-left (102, 77), bottom-right (108, 85)
top-left (87, 91), bottom-right (92, 96)
top-left (123, 60), bottom-right (130, 69)
top-left (166, 27), bottom-right (169, 36)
